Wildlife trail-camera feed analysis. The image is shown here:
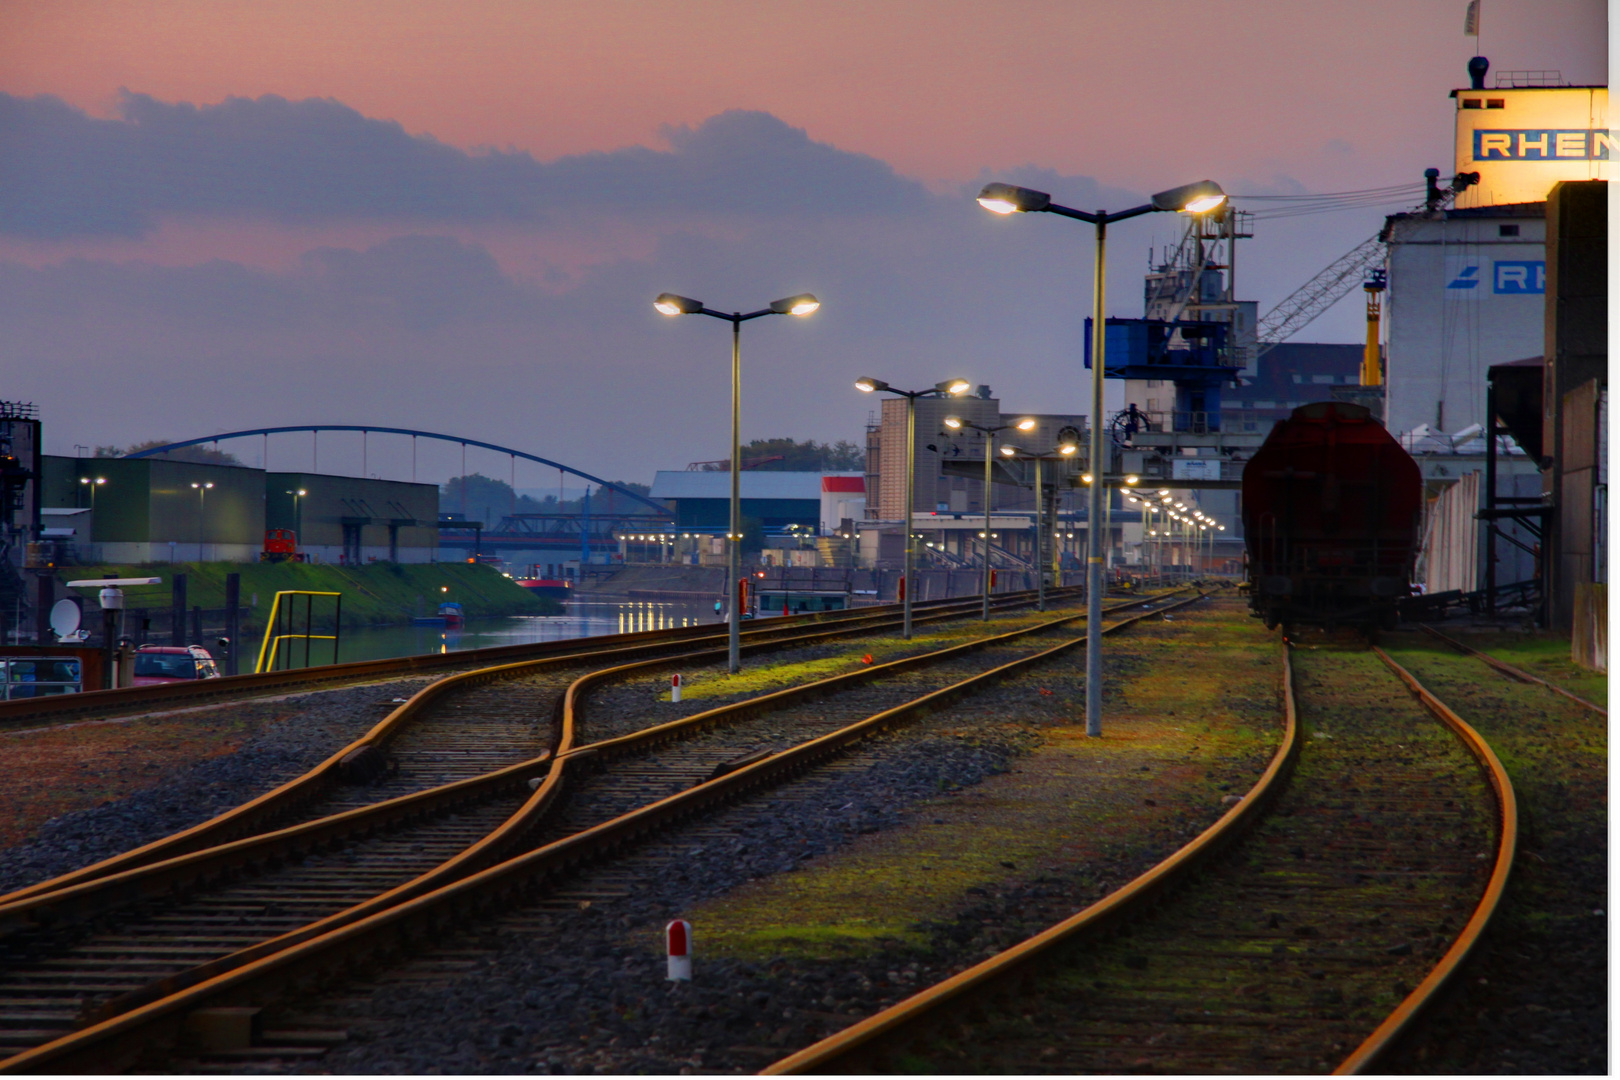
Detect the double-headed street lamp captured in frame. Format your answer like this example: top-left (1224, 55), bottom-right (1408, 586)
top-left (855, 377), bottom-right (972, 639)
top-left (997, 429), bottom-right (1080, 612)
top-left (655, 291), bottom-right (820, 675)
top-left (977, 177), bottom-right (1226, 738)
top-left (189, 481), bottom-right (214, 562)
top-left (942, 414), bottom-right (1036, 620)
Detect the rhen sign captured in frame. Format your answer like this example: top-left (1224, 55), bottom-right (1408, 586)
top-left (1452, 86), bottom-right (1609, 208)
top-left (1472, 130), bottom-right (1615, 160)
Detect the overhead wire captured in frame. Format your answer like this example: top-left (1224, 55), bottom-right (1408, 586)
top-left (1231, 182), bottom-right (1431, 222)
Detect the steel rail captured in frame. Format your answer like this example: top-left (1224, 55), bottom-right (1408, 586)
top-left (0, 587), bottom-right (1068, 730)
top-left (0, 592), bottom-right (1199, 1073)
top-left (0, 586), bottom-right (1085, 910)
top-left (0, 586), bottom-right (1181, 1005)
top-left (1332, 647), bottom-right (1519, 1074)
top-left (1418, 623), bottom-right (1606, 716)
top-left (0, 592), bottom-right (942, 729)
top-left (763, 625), bottom-right (1297, 1075)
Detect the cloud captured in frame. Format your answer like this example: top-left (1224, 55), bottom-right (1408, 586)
top-left (0, 92), bottom-right (927, 238)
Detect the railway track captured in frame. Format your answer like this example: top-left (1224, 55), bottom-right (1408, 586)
top-left (1417, 624), bottom-right (1606, 715)
top-left (766, 634), bottom-right (1516, 1075)
top-left (0, 585), bottom-right (1189, 1070)
top-left (0, 588), bottom-right (1072, 909)
top-left (0, 588), bottom-right (1058, 733)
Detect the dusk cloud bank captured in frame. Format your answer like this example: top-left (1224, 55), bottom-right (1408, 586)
top-left (0, 92), bottom-right (926, 238)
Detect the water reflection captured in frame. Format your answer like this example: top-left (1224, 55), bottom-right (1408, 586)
top-left (335, 598), bottom-right (719, 664)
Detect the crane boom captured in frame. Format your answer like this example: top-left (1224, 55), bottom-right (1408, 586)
top-left (1253, 234), bottom-right (1385, 359)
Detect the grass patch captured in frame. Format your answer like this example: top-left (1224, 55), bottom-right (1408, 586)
top-left (678, 600), bottom-right (1282, 963)
top-left (56, 560), bottom-right (559, 630)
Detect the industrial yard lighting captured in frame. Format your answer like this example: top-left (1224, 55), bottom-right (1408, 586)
top-left (657, 290), bottom-right (820, 674)
top-left (943, 414), bottom-right (1036, 620)
top-left (999, 435), bottom-right (1080, 612)
top-left (189, 481), bottom-right (214, 562)
top-left (79, 475), bottom-right (107, 515)
top-left (985, 176), bottom-right (1231, 726)
top-left (855, 375), bottom-right (971, 639)
top-left (285, 488), bottom-right (307, 548)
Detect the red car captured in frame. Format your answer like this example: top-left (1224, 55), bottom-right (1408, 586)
top-left (132, 645), bottom-right (222, 686)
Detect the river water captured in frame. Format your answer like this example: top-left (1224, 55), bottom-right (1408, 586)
top-left (329, 596), bottom-right (725, 664)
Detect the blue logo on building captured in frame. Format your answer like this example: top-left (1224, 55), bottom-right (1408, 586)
top-left (1493, 261), bottom-right (1546, 294)
top-left (1446, 265), bottom-right (1481, 290)
top-left (1473, 129), bottom-right (1615, 160)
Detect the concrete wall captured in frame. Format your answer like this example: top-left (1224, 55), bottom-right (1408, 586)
top-left (1542, 181), bottom-right (1608, 628)
top-left (1384, 207), bottom-right (1547, 437)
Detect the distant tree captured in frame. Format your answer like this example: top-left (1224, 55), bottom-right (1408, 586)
top-left (696, 438), bottom-right (864, 472)
top-left (442, 475), bottom-right (664, 520)
top-left (99, 439), bottom-right (244, 466)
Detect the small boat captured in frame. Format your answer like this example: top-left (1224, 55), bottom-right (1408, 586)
top-left (515, 578), bottom-right (572, 600)
top-left (413, 601), bottom-right (465, 627)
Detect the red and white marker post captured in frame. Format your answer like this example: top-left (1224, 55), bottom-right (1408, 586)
top-left (670, 673), bottom-right (682, 703)
top-left (666, 919), bottom-right (692, 981)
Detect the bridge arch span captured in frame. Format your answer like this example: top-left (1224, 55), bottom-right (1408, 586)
top-left (122, 425), bottom-right (668, 514)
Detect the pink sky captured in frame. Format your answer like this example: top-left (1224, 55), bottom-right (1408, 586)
top-left (3, 0), bottom-right (1606, 190)
top-left (0, 0), bottom-right (1607, 480)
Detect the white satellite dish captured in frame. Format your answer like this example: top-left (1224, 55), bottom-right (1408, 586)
top-left (50, 598), bottom-right (83, 640)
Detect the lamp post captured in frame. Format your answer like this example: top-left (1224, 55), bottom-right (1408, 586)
top-left (943, 414), bottom-right (1036, 620)
top-left (854, 377), bottom-right (972, 639)
top-left (998, 431), bottom-right (1080, 612)
top-left (189, 481), bottom-right (214, 562)
top-left (286, 488), bottom-right (307, 550)
top-left (656, 291), bottom-right (820, 675)
top-left (978, 177), bottom-right (1224, 737)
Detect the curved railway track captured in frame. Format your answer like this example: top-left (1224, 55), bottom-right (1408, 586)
top-left (0, 588), bottom-right (1070, 909)
top-left (765, 635), bottom-right (1517, 1075)
top-left (0, 588), bottom-right (1058, 733)
top-left (1417, 624), bottom-right (1606, 716)
top-left (0, 586), bottom-right (1192, 1070)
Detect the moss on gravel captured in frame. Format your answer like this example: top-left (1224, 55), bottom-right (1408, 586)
top-left (681, 600), bottom-right (1282, 964)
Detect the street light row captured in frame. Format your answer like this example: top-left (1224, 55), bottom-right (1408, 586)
top-left (654, 177), bottom-right (1229, 737)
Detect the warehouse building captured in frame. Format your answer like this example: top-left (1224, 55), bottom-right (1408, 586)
top-left (40, 456), bottom-right (265, 562)
top-left (37, 457), bottom-right (439, 564)
top-left (266, 473), bottom-right (440, 564)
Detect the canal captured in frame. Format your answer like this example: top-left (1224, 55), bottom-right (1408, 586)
top-left (324, 596), bottom-right (723, 664)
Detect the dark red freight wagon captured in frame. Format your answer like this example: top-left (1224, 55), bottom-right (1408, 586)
top-left (1242, 401), bottom-right (1423, 631)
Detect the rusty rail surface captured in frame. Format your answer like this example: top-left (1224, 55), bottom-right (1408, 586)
top-left (764, 626), bottom-right (1298, 1075)
top-left (1419, 623), bottom-right (1606, 716)
top-left (0, 588), bottom-right (1058, 731)
top-left (0, 585), bottom-right (1091, 912)
top-left (1332, 647), bottom-right (1519, 1074)
top-left (0, 591), bottom-right (1197, 1073)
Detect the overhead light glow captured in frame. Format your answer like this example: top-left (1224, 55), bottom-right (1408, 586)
top-left (1016, 417), bottom-right (1037, 431)
top-left (943, 416), bottom-right (963, 429)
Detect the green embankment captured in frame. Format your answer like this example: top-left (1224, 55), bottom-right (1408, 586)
top-left (56, 561), bottom-right (561, 629)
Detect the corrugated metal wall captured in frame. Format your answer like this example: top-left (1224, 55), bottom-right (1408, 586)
top-left (1419, 472), bottom-right (1481, 594)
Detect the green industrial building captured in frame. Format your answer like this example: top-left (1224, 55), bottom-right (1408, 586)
top-left (40, 457), bottom-right (439, 564)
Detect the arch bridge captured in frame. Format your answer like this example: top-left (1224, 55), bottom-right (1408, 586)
top-left (123, 425), bottom-right (668, 514)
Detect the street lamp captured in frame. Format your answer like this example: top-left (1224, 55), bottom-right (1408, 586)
top-left (943, 414), bottom-right (1036, 620)
top-left (979, 177), bottom-right (1224, 736)
top-left (656, 290), bottom-right (820, 675)
top-left (189, 481), bottom-right (214, 562)
top-left (998, 431), bottom-right (1079, 612)
top-left (286, 488), bottom-right (307, 549)
top-left (855, 377), bottom-right (972, 639)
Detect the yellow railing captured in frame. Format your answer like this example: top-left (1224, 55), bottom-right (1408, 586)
top-left (255, 591), bottom-right (343, 673)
